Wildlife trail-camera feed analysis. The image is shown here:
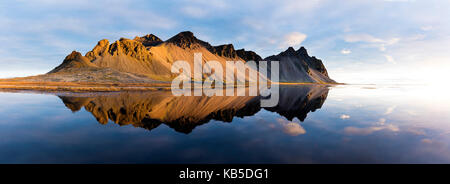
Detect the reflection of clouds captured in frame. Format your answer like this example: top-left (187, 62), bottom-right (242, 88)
top-left (277, 118), bottom-right (306, 136)
top-left (376, 118), bottom-right (386, 125)
top-left (421, 138), bottom-right (433, 144)
top-left (384, 105), bottom-right (397, 115)
top-left (406, 128), bottom-right (426, 136)
top-left (344, 118), bottom-right (399, 135)
top-left (340, 114), bottom-right (350, 119)
top-left (405, 110), bottom-right (418, 116)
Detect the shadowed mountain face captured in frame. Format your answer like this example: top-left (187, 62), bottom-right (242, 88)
top-left (265, 47), bottom-right (335, 83)
top-left (58, 85), bottom-right (329, 134)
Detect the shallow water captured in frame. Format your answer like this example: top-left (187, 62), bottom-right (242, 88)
top-left (0, 84), bottom-right (449, 163)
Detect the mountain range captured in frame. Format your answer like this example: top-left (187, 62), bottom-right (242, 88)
top-left (19, 31), bottom-right (336, 84)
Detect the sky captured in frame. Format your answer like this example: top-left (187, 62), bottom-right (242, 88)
top-left (0, 0), bottom-right (449, 84)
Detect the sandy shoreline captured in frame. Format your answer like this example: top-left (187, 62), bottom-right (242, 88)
top-left (0, 81), bottom-right (172, 92)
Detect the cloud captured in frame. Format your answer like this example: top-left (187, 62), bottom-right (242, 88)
top-left (181, 6), bottom-right (209, 18)
top-left (340, 114), bottom-right (351, 119)
top-left (344, 34), bottom-right (385, 43)
top-left (421, 26), bottom-right (433, 31)
top-left (384, 106), bottom-right (396, 115)
top-left (277, 118), bottom-right (306, 136)
top-left (376, 118), bottom-right (386, 125)
top-left (179, 0), bottom-right (229, 18)
top-left (344, 124), bottom-right (399, 135)
top-left (280, 32), bottom-right (307, 48)
top-left (343, 34), bottom-right (400, 51)
top-left (421, 138), bottom-right (433, 144)
top-left (344, 118), bottom-right (398, 135)
top-left (341, 49), bottom-right (351, 54)
top-left (384, 55), bottom-right (396, 64)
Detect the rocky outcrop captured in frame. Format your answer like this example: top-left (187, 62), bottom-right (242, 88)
top-left (264, 47), bottom-right (335, 83)
top-left (210, 44), bottom-right (237, 58)
top-left (296, 47), bottom-right (329, 77)
top-left (86, 38), bottom-right (152, 62)
top-left (166, 31), bottom-right (213, 49)
top-left (236, 49), bottom-right (262, 62)
top-left (85, 39), bottom-right (110, 60)
top-left (133, 34), bottom-right (163, 47)
top-left (49, 51), bottom-right (97, 73)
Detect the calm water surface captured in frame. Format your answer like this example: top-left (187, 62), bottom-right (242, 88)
top-left (0, 85), bottom-right (449, 163)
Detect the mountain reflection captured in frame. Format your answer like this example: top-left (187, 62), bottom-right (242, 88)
top-left (58, 85), bottom-right (329, 134)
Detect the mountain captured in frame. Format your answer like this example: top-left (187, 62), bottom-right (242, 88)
top-left (264, 47), bottom-right (335, 83)
top-left (42, 31), bottom-right (335, 84)
top-left (49, 51), bottom-right (97, 73)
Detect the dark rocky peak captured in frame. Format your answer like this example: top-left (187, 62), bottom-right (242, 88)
top-left (211, 44), bottom-right (237, 58)
top-left (279, 47), bottom-right (298, 57)
top-left (236, 49), bottom-right (262, 62)
top-left (266, 46), bottom-right (310, 59)
top-left (296, 46), bottom-right (308, 56)
top-left (134, 34), bottom-right (163, 47)
top-left (166, 31), bottom-right (212, 49)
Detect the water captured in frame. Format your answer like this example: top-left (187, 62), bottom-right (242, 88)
top-left (0, 84), bottom-right (449, 163)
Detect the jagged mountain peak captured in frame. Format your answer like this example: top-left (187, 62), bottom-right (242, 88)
top-left (211, 44), bottom-right (237, 58)
top-left (236, 49), bottom-right (262, 62)
top-left (278, 47), bottom-right (297, 57)
top-left (166, 31), bottom-right (212, 49)
top-left (273, 46), bottom-right (310, 58)
top-left (97, 39), bottom-right (110, 47)
top-left (297, 46), bottom-right (308, 56)
top-left (134, 34), bottom-right (163, 47)
top-left (49, 51), bottom-right (96, 73)
top-left (65, 51), bottom-right (84, 61)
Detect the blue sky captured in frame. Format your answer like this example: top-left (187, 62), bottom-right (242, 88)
top-left (0, 0), bottom-right (449, 84)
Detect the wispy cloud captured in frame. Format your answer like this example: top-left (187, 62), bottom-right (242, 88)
top-left (384, 55), bottom-right (396, 64)
top-left (343, 34), bottom-right (400, 51)
top-left (280, 32), bottom-right (307, 49)
top-left (384, 106), bottom-right (397, 115)
top-left (344, 124), bottom-right (399, 135)
top-left (341, 49), bottom-right (351, 54)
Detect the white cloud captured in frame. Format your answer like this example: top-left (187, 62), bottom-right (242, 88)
top-left (344, 124), bottom-right (399, 135)
top-left (421, 26), bottom-right (433, 31)
top-left (277, 118), bottom-right (306, 136)
top-left (344, 34), bottom-right (399, 45)
top-left (384, 106), bottom-right (396, 115)
top-left (344, 118), bottom-right (399, 135)
top-left (344, 34), bottom-right (400, 52)
top-left (340, 114), bottom-right (351, 119)
top-left (384, 55), bottom-right (396, 64)
top-left (341, 49), bottom-right (351, 54)
top-left (280, 32), bottom-right (307, 48)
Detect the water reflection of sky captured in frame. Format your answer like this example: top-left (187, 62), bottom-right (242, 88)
top-left (0, 85), bottom-right (449, 164)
